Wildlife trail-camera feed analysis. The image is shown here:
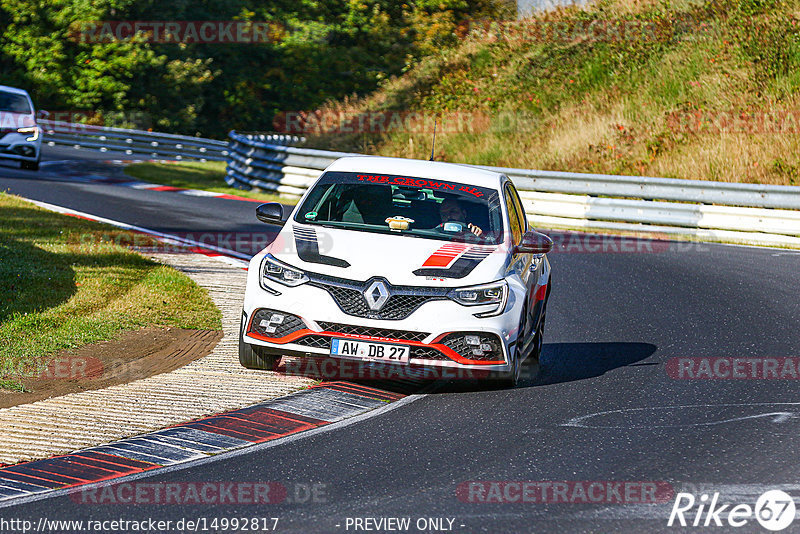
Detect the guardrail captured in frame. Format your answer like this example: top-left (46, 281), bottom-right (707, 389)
top-left (226, 130), bottom-right (800, 248)
top-left (41, 120), bottom-right (229, 161)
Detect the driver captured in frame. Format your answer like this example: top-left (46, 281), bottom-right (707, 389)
top-left (439, 198), bottom-right (483, 237)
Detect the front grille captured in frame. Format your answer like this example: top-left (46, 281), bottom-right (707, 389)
top-left (316, 322), bottom-right (429, 342)
top-left (292, 329), bottom-right (502, 363)
top-left (410, 347), bottom-right (449, 360)
top-left (249, 308), bottom-right (305, 339)
top-left (308, 273), bottom-right (447, 321)
top-left (294, 333), bottom-right (450, 361)
top-left (294, 335), bottom-right (331, 349)
top-left (440, 332), bottom-right (504, 361)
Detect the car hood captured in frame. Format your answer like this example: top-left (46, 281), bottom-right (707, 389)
top-left (268, 224), bottom-right (508, 287)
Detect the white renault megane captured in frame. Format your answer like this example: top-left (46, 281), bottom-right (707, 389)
top-left (240, 156), bottom-right (553, 386)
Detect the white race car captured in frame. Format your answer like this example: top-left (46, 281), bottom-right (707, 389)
top-left (240, 156), bottom-right (553, 386)
top-left (0, 85), bottom-right (42, 170)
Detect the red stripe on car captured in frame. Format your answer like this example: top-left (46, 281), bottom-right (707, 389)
top-left (422, 243), bottom-right (469, 267)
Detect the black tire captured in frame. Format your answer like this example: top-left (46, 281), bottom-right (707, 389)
top-left (493, 299), bottom-right (528, 388)
top-left (523, 282), bottom-right (551, 383)
top-left (521, 306), bottom-right (545, 383)
top-left (238, 316), bottom-right (280, 370)
top-left (20, 159), bottom-right (39, 171)
top-left (239, 339), bottom-right (280, 370)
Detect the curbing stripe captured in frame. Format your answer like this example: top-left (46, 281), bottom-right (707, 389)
top-left (129, 435), bottom-right (226, 454)
top-left (0, 383), bottom-right (407, 503)
top-left (262, 388), bottom-right (388, 422)
top-left (182, 422), bottom-right (268, 443)
top-left (0, 487), bottom-right (28, 499)
top-left (150, 428), bottom-right (249, 449)
top-left (69, 452), bottom-right (156, 471)
top-left (0, 471), bottom-right (68, 489)
top-left (319, 381), bottom-right (406, 402)
top-left (184, 416), bottom-right (298, 442)
top-left (86, 446), bottom-right (176, 466)
top-left (92, 441), bottom-right (203, 463)
top-left (1, 466), bottom-right (86, 485)
top-left (0, 479), bottom-right (52, 493)
top-left (22, 459), bottom-right (120, 481)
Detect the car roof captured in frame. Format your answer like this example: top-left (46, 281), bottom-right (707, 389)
top-left (326, 156), bottom-right (506, 190)
top-left (0, 85), bottom-right (32, 98)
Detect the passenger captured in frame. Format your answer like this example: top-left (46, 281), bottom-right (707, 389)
top-left (341, 185), bottom-right (392, 225)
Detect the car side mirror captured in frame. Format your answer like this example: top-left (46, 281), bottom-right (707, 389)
top-left (36, 109), bottom-right (49, 120)
top-left (255, 202), bottom-right (284, 225)
top-left (514, 231), bottom-right (553, 255)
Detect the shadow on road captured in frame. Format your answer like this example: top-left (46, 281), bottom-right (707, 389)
top-left (536, 341), bottom-right (658, 386)
top-left (419, 341), bottom-right (658, 393)
top-left (278, 342), bottom-right (658, 396)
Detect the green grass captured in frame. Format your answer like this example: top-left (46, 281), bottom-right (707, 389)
top-left (0, 194), bottom-right (222, 391)
top-left (303, 0), bottom-right (800, 186)
top-left (124, 161), bottom-right (298, 204)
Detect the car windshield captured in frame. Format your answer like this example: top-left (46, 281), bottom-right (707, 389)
top-left (0, 91), bottom-right (31, 114)
top-left (294, 171), bottom-right (504, 245)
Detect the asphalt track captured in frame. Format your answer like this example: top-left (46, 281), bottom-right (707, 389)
top-left (2, 145), bottom-right (800, 532)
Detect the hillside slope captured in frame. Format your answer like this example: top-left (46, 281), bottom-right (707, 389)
top-left (298, 0), bottom-right (800, 185)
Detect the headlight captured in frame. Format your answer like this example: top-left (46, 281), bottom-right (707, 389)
top-left (17, 127), bottom-right (39, 142)
top-left (448, 280), bottom-right (508, 317)
top-left (261, 254), bottom-right (308, 287)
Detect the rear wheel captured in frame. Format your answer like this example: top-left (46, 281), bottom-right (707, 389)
top-left (238, 316), bottom-right (280, 370)
top-left (524, 283), bottom-right (551, 381)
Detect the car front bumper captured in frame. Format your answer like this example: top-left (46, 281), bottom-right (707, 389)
top-left (241, 258), bottom-right (524, 376)
top-left (0, 132), bottom-right (41, 162)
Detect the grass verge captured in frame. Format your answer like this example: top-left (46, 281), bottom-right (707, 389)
top-left (301, 0), bottom-right (800, 186)
top-left (0, 193), bottom-right (222, 391)
top-left (124, 160), bottom-right (299, 204)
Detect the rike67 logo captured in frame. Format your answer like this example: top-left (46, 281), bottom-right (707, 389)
top-left (668, 490), bottom-right (796, 531)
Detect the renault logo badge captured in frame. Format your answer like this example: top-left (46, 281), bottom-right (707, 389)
top-left (364, 280), bottom-right (389, 311)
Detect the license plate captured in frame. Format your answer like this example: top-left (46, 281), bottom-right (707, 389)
top-left (330, 338), bottom-right (410, 364)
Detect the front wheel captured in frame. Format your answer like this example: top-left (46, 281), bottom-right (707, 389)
top-left (239, 316), bottom-right (280, 370)
top-left (21, 159), bottom-right (39, 171)
top-left (493, 300), bottom-right (528, 388)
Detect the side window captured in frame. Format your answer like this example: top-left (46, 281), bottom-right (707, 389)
top-left (507, 181), bottom-right (528, 233)
top-left (504, 184), bottom-right (523, 245)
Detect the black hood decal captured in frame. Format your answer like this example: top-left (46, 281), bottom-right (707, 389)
top-left (294, 226), bottom-right (350, 268)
